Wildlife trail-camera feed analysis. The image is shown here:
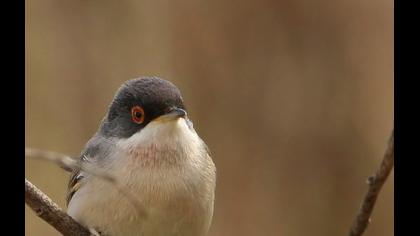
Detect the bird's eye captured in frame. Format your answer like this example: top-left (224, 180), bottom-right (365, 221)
top-left (131, 106), bottom-right (145, 124)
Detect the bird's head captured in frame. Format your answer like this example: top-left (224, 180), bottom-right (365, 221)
top-left (100, 77), bottom-right (190, 140)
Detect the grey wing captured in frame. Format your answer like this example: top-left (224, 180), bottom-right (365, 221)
top-left (66, 134), bottom-right (116, 206)
top-left (66, 155), bottom-right (88, 206)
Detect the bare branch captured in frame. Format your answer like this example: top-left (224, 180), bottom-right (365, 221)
top-left (348, 129), bottom-right (394, 236)
top-left (25, 148), bottom-right (148, 235)
top-left (25, 148), bottom-right (147, 218)
top-left (25, 178), bottom-right (92, 236)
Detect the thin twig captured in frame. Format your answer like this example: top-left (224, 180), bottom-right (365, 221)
top-left (25, 178), bottom-right (92, 236)
top-left (348, 129), bottom-right (394, 236)
top-left (25, 148), bottom-right (147, 218)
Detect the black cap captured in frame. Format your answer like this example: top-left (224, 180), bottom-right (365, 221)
top-left (100, 77), bottom-right (186, 138)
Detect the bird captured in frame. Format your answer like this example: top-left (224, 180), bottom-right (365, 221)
top-left (66, 77), bottom-right (216, 236)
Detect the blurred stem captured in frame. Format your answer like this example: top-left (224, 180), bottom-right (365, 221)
top-left (348, 129), bottom-right (394, 236)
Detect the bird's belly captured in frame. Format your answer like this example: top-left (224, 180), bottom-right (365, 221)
top-left (67, 174), bottom-right (211, 236)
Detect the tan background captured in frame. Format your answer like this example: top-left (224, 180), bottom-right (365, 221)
top-left (25, 0), bottom-right (394, 235)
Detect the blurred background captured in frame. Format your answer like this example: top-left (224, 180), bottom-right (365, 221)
top-left (25, 0), bottom-right (393, 236)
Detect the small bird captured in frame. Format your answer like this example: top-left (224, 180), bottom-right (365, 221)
top-left (66, 77), bottom-right (216, 236)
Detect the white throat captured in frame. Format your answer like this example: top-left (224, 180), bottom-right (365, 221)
top-left (112, 118), bottom-right (203, 170)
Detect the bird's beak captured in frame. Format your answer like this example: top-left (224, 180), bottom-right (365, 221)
top-left (155, 107), bottom-right (187, 122)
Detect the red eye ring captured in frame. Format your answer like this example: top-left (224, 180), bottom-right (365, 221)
top-left (131, 106), bottom-right (145, 124)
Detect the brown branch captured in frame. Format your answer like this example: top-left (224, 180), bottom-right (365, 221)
top-left (25, 178), bottom-right (92, 236)
top-left (348, 129), bottom-right (394, 236)
top-left (25, 147), bottom-right (148, 235)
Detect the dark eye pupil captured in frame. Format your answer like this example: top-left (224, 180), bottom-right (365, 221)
top-left (135, 111), bottom-right (142, 118)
